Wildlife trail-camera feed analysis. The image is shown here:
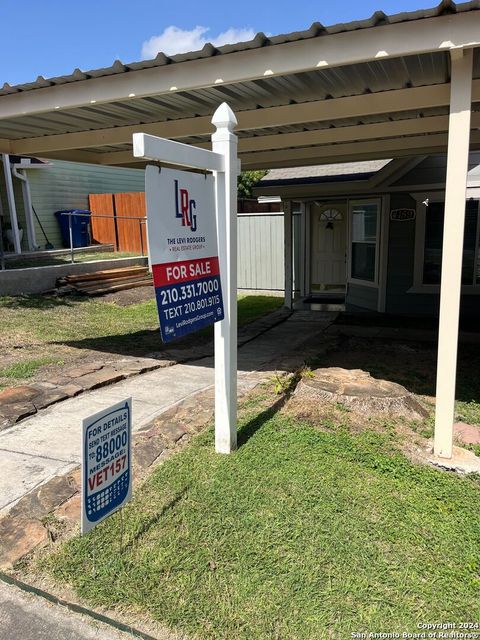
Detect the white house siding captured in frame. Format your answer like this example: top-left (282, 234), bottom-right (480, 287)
top-left (237, 213), bottom-right (284, 290)
top-left (25, 160), bottom-right (145, 249)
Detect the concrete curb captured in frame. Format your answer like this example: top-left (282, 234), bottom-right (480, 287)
top-left (0, 572), bottom-right (161, 640)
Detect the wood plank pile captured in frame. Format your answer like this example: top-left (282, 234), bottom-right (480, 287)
top-left (56, 266), bottom-right (153, 296)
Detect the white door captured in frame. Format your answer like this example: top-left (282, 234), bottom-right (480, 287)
top-left (310, 203), bottom-right (347, 291)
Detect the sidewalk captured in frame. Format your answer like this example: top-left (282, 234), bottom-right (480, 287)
top-left (0, 579), bottom-right (179, 640)
top-left (0, 311), bottom-right (336, 517)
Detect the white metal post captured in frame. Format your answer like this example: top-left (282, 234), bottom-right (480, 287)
top-left (212, 103), bottom-right (238, 454)
top-left (2, 154), bottom-right (22, 254)
top-left (12, 167), bottom-right (38, 250)
top-left (434, 49), bottom-right (473, 459)
top-left (284, 200), bottom-right (293, 309)
top-left (299, 203), bottom-right (307, 297)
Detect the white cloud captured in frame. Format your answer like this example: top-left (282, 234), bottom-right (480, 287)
top-left (141, 26), bottom-right (256, 59)
top-left (210, 27), bottom-right (256, 48)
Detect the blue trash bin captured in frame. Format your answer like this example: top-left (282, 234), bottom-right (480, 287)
top-left (54, 210), bottom-right (91, 248)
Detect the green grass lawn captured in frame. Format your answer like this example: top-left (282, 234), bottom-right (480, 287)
top-left (0, 293), bottom-right (282, 346)
top-left (0, 294), bottom-right (283, 386)
top-left (42, 388), bottom-right (480, 639)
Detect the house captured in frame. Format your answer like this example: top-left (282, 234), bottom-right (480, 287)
top-left (0, 0), bottom-right (479, 457)
top-left (0, 155), bottom-right (145, 252)
top-left (255, 154), bottom-right (480, 316)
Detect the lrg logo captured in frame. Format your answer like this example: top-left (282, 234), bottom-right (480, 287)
top-left (174, 179), bottom-right (197, 232)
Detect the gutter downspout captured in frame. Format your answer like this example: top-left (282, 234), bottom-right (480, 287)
top-left (12, 165), bottom-right (39, 250)
top-left (2, 154), bottom-right (21, 254)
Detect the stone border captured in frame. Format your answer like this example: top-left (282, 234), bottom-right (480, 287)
top-left (0, 306), bottom-right (292, 432)
top-left (0, 373), bottom-right (271, 569)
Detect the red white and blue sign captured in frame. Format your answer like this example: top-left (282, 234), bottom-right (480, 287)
top-left (81, 398), bottom-right (132, 534)
top-left (145, 165), bottom-right (224, 342)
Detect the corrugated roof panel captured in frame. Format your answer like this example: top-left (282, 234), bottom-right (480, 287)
top-left (0, 1), bottom-right (477, 97)
top-left (0, 51), bottom-right (454, 141)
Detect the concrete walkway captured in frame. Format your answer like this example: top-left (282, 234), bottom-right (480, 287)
top-left (0, 311), bottom-right (336, 515)
top-left (0, 579), bottom-right (178, 640)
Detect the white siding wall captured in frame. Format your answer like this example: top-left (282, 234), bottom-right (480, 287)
top-left (238, 213), bottom-right (284, 290)
top-left (25, 160), bottom-right (145, 249)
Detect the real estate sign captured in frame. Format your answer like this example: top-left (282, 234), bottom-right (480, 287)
top-left (145, 165), bottom-right (224, 342)
top-left (81, 398), bottom-right (132, 534)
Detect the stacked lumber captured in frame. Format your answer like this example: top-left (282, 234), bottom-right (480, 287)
top-left (56, 266), bottom-right (153, 296)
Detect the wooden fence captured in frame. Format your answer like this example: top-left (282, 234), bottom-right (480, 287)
top-left (89, 192), bottom-right (147, 253)
top-left (89, 193), bottom-right (296, 292)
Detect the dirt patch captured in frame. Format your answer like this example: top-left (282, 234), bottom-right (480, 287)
top-left (99, 284), bottom-right (155, 306)
top-left (322, 336), bottom-right (437, 397)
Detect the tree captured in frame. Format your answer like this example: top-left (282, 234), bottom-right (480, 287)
top-left (237, 170), bottom-right (268, 198)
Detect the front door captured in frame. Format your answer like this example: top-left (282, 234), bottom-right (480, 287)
top-left (310, 202), bottom-right (346, 292)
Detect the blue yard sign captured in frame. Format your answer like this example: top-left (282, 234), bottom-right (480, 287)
top-left (81, 398), bottom-right (132, 534)
top-left (145, 166), bottom-right (224, 343)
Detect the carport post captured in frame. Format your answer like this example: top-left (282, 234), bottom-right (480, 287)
top-left (284, 200), bottom-right (293, 309)
top-left (212, 104), bottom-right (239, 454)
top-left (434, 49), bottom-right (473, 458)
top-left (2, 154), bottom-right (22, 254)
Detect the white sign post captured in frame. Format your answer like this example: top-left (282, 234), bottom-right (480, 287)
top-left (133, 102), bottom-right (239, 454)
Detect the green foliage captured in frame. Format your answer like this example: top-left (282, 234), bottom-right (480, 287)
top-left (237, 170), bottom-right (268, 198)
top-left (0, 357), bottom-right (64, 382)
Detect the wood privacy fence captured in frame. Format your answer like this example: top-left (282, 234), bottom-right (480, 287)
top-left (89, 192), bottom-right (147, 253)
top-left (89, 193), bottom-right (291, 291)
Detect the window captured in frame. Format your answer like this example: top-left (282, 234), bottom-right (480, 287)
top-left (350, 200), bottom-right (380, 283)
top-left (422, 200), bottom-right (479, 286)
top-left (319, 208), bottom-right (343, 222)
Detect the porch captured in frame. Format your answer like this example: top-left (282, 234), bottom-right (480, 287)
top-left (256, 154), bottom-right (480, 317)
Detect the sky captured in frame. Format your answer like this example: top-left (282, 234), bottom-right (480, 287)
top-left (0, 0), bottom-right (439, 86)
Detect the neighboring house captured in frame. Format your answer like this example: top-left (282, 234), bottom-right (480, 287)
top-left (255, 154), bottom-right (480, 317)
top-left (0, 156), bottom-right (145, 252)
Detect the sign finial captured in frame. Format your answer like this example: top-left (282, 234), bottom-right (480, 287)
top-left (212, 102), bottom-right (237, 131)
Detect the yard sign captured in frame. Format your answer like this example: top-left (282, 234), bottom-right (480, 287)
top-left (133, 102), bottom-right (239, 454)
top-left (81, 398), bottom-right (132, 534)
top-left (146, 167), bottom-right (224, 342)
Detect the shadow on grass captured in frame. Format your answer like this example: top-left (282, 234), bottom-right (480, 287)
top-left (51, 296), bottom-right (282, 359)
top-left (318, 334), bottom-right (480, 404)
top-left (238, 374), bottom-right (300, 448)
top-left (55, 327), bottom-right (213, 358)
top-left (124, 485), bottom-right (189, 550)
top-left (0, 294), bottom-right (80, 310)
